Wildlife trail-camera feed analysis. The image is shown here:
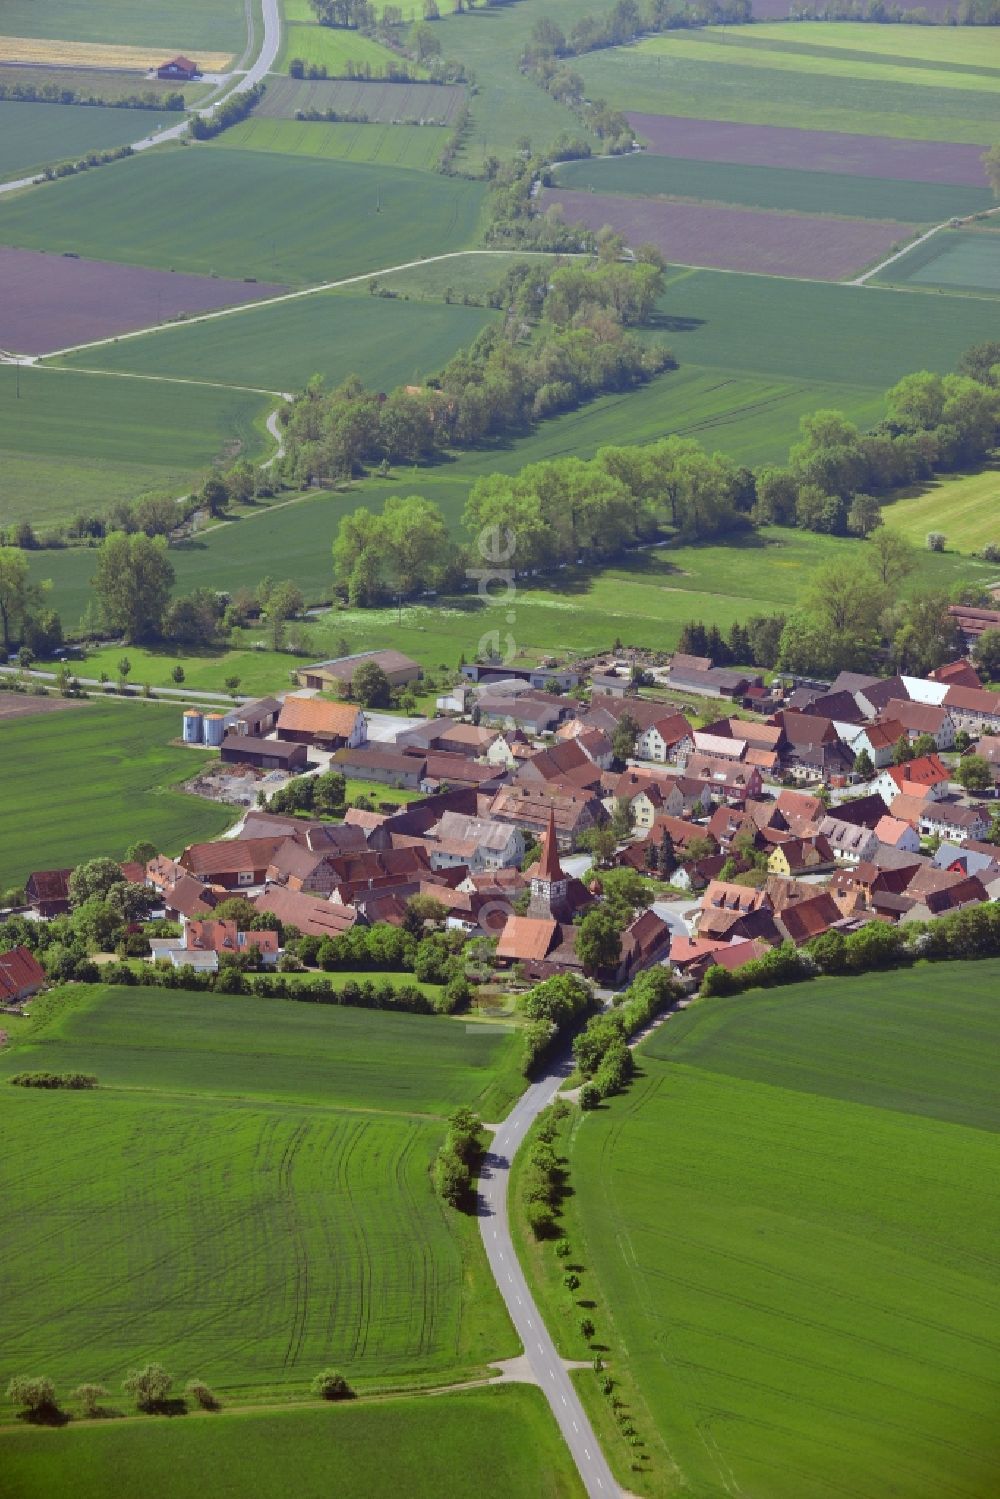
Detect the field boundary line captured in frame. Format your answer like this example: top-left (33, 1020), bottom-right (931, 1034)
top-left (29, 250), bottom-right (588, 365)
top-left (850, 203), bottom-right (1000, 286)
top-left (31, 363), bottom-right (290, 400)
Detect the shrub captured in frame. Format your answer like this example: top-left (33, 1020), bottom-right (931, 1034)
top-left (578, 1080), bottom-right (601, 1110)
top-left (73, 1384), bottom-right (109, 1418)
top-left (185, 1380), bottom-right (221, 1411)
top-left (311, 1369), bottom-right (353, 1401)
top-left (122, 1363), bottom-right (172, 1412)
top-left (8, 1072), bottom-right (98, 1090)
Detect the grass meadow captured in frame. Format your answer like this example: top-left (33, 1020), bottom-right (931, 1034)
top-left (213, 117), bottom-right (448, 170)
top-left (576, 25), bottom-right (1000, 143)
top-left (0, 0), bottom-right (248, 53)
top-left (552, 153), bottom-right (994, 225)
top-left (518, 963), bottom-right (1000, 1498)
top-left (0, 365), bottom-right (271, 527)
top-left (0, 701), bottom-right (234, 888)
top-left (0, 147), bottom-right (486, 284)
top-left (277, 21), bottom-right (419, 76)
top-left (881, 462), bottom-right (1000, 552)
top-left (0, 984), bottom-right (524, 1396)
top-left (34, 526), bottom-right (985, 701)
top-left (0, 1388), bottom-right (584, 1499)
top-left (0, 101), bottom-right (178, 184)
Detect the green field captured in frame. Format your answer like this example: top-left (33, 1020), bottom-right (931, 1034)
top-left (0, 365), bottom-right (271, 528)
top-left (881, 462), bottom-right (1000, 552)
top-left (277, 21), bottom-right (417, 76)
top-left (0, 984), bottom-right (523, 1397)
top-left (213, 116), bottom-right (448, 169)
top-left (875, 226), bottom-right (1000, 295)
top-left (576, 27), bottom-right (1000, 144)
top-left (0, 100), bottom-right (178, 183)
top-left (0, 0), bottom-right (248, 52)
top-left (0, 147), bottom-right (486, 285)
top-left (0, 1389), bottom-right (583, 1499)
top-left (32, 524), bottom-right (984, 698)
top-left (57, 290), bottom-right (495, 392)
top-left (0, 64), bottom-right (211, 104)
top-left (656, 269), bottom-right (1000, 387)
top-left (527, 964), bottom-right (1000, 1498)
top-left (743, 20), bottom-right (1000, 70)
top-left (0, 701), bottom-right (234, 887)
top-left (552, 153), bottom-right (994, 225)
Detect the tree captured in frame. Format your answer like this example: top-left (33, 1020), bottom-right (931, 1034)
top-left (955, 754), bottom-right (991, 792)
top-left (611, 711), bottom-right (639, 764)
top-left (125, 841), bottom-right (157, 868)
top-left (225, 675), bottom-right (241, 701)
top-left (926, 531), bottom-right (946, 552)
top-left (69, 858), bottom-right (124, 907)
top-left (122, 1364), bottom-right (172, 1412)
top-left (847, 492), bottom-right (882, 537)
top-left (171, 665), bottom-right (185, 684)
top-left (853, 747), bottom-right (874, 780)
top-left (73, 1384), bottom-right (109, 1418)
top-left (311, 1370), bottom-right (354, 1401)
top-left (892, 591), bottom-right (959, 676)
top-left (867, 529), bottom-right (915, 589)
top-left (117, 657), bottom-right (132, 693)
top-left (580, 1317), bottom-right (596, 1341)
top-left (93, 533), bottom-right (175, 643)
top-left (0, 547), bottom-right (41, 653)
top-left (892, 734), bottom-right (913, 765)
top-left (576, 908), bottom-right (622, 976)
top-left (912, 733), bottom-right (937, 759)
top-left (983, 142), bottom-right (1000, 197)
top-left (7, 1376), bottom-right (57, 1418)
top-left (349, 659), bottom-right (392, 708)
top-left (973, 628), bottom-right (1000, 681)
top-left (958, 340), bottom-right (1000, 387)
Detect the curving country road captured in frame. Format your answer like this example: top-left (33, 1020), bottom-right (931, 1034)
top-left (0, 0), bottom-right (282, 197)
top-left (479, 1059), bottom-right (620, 1499)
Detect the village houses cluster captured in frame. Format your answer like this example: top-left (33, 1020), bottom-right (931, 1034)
top-left (7, 629), bottom-right (1000, 1005)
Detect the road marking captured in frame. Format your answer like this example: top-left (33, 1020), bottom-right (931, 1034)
top-left (584, 1448), bottom-right (591, 1460)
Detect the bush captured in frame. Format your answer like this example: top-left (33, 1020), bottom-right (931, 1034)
top-left (311, 1369), bottom-right (353, 1401)
top-left (122, 1363), bottom-right (172, 1412)
top-left (8, 1072), bottom-right (98, 1090)
top-left (578, 1081), bottom-right (601, 1110)
top-left (185, 1380), bottom-right (221, 1411)
top-left (73, 1384), bottom-right (109, 1418)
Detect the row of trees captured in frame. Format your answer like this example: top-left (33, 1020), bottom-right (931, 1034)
top-left (434, 1106), bottom-right (485, 1207)
top-left (281, 259), bottom-right (670, 487)
top-left (6, 1367), bottom-right (220, 1422)
top-left (0, 80), bottom-right (184, 109)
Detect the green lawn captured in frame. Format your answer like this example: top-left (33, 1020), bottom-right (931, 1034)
top-left (576, 30), bottom-right (1000, 144)
top-left (0, 100), bottom-right (179, 184)
top-left (0, 984), bottom-right (524, 1396)
top-left (57, 291), bottom-right (496, 393)
top-left (880, 461), bottom-right (1000, 553)
top-left (212, 116), bottom-right (448, 170)
top-left (528, 963), bottom-right (1000, 1498)
top-left (552, 153), bottom-right (994, 225)
top-left (0, 1389), bottom-right (583, 1499)
top-left (0, 146), bottom-right (486, 285)
top-left (0, 700), bottom-right (234, 887)
top-left (875, 226), bottom-right (1000, 296)
top-left (0, 365), bottom-right (272, 528)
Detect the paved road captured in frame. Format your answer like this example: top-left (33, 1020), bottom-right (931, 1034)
top-left (0, 0), bottom-right (281, 197)
top-left (479, 1059), bottom-right (620, 1499)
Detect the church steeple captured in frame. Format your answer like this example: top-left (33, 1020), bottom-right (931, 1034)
top-left (528, 805), bottom-right (570, 919)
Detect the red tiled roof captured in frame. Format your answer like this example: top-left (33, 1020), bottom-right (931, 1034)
top-left (496, 915), bottom-right (558, 962)
top-left (0, 946), bottom-right (46, 1002)
top-left (180, 837), bottom-right (286, 877)
top-left (277, 697), bottom-right (362, 737)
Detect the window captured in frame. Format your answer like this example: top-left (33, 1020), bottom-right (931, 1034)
top-left (238, 870), bottom-right (254, 886)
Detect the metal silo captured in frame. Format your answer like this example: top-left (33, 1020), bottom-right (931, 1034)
top-left (203, 712), bottom-right (225, 747)
top-left (182, 709), bottom-right (203, 744)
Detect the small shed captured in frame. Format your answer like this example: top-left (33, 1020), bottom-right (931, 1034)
top-left (220, 734), bottom-right (308, 772)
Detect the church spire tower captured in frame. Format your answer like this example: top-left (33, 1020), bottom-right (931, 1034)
top-left (528, 805), bottom-right (570, 919)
